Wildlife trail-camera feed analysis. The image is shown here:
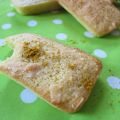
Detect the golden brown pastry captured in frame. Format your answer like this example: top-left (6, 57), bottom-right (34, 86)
top-left (0, 33), bottom-right (102, 112)
top-left (58, 0), bottom-right (120, 36)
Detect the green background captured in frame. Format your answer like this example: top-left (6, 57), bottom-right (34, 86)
top-left (0, 0), bottom-right (120, 120)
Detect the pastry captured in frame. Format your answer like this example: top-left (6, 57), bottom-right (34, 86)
top-left (12, 0), bottom-right (61, 15)
top-left (0, 33), bottom-right (102, 112)
top-left (58, 0), bottom-right (120, 36)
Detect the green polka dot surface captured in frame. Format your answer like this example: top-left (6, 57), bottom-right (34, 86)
top-left (0, 0), bottom-right (120, 120)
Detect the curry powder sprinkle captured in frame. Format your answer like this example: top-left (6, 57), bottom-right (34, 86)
top-left (22, 41), bottom-right (44, 62)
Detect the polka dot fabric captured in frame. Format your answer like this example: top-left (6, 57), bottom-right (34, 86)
top-left (56, 33), bottom-right (68, 40)
top-left (20, 89), bottom-right (37, 103)
top-left (0, 1), bottom-right (120, 120)
top-left (27, 20), bottom-right (38, 27)
top-left (1, 23), bottom-right (12, 30)
top-left (93, 49), bottom-right (107, 58)
top-left (6, 12), bottom-right (16, 17)
top-left (0, 39), bottom-right (6, 46)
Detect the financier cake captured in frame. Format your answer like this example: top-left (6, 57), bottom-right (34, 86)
top-left (12, 0), bottom-right (61, 15)
top-left (58, 0), bottom-right (120, 36)
top-left (0, 33), bottom-right (102, 112)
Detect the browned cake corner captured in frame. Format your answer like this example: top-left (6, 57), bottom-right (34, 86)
top-left (12, 0), bottom-right (61, 15)
top-left (0, 33), bottom-right (102, 112)
top-left (58, 0), bottom-right (120, 36)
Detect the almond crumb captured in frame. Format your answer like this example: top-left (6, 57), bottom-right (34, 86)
top-left (42, 61), bottom-right (48, 67)
top-left (22, 41), bottom-right (44, 62)
top-left (52, 51), bottom-right (61, 61)
top-left (68, 63), bottom-right (77, 70)
top-left (84, 80), bottom-right (94, 91)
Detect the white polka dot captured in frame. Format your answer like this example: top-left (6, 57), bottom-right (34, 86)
top-left (27, 20), bottom-right (38, 27)
top-left (0, 39), bottom-right (5, 46)
top-left (52, 19), bottom-right (63, 24)
top-left (1, 23), bottom-right (12, 30)
top-left (56, 33), bottom-right (68, 40)
top-left (6, 12), bottom-right (16, 17)
top-left (10, 4), bottom-right (14, 7)
top-left (107, 76), bottom-right (120, 89)
top-left (93, 49), bottom-right (107, 58)
top-left (20, 88), bottom-right (37, 104)
top-left (84, 31), bottom-right (94, 38)
top-left (111, 30), bottom-right (120, 36)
